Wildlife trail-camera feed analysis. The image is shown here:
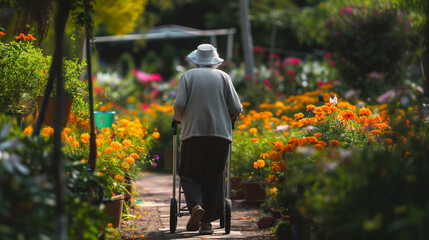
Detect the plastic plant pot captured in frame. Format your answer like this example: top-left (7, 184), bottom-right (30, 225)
top-left (94, 111), bottom-right (116, 128)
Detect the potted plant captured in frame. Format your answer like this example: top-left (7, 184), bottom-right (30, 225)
top-left (0, 30), bottom-right (88, 127)
top-left (0, 31), bottom-right (49, 116)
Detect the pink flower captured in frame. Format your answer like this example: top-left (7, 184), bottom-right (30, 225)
top-left (268, 53), bottom-right (280, 60)
top-left (263, 79), bottom-right (269, 85)
top-left (325, 19), bottom-right (334, 28)
top-left (330, 60), bottom-right (336, 67)
top-left (133, 69), bottom-right (162, 83)
top-left (283, 57), bottom-right (302, 66)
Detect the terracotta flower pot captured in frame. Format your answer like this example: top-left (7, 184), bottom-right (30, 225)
top-left (103, 194), bottom-right (124, 228)
top-left (243, 181), bottom-right (266, 203)
top-left (36, 96), bottom-right (73, 128)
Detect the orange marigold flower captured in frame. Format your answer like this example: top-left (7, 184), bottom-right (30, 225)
top-left (358, 107), bottom-right (372, 116)
top-left (80, 133), bottom-right (90, 144)
top-left (370, 130), bottom-right (381, 135)
top-left (104, 147), bottom-right (114, 154)
top-left (329, 140), bottom-right (341, 147)
top-left (294, 113), bottom-right (304, 119)
top-left (317, 141), bottom-right (327, 147)
top-left (304, 136), bottom-right (318, 144)
top-left (306, 105), bottom-right (316, 111)
top-left (271, 141), bottom-right (284, 151)
top-left (271, 162), bottom-right (282, 172)
top-left (266, 174), bottom-right (276, 182)
top-left (117, 153), bottom-right (125, 159)
top-left (122, 139), bottom-right (132, 147)
top-left (260, 152), bottom-right (270, 159)
top-left (270, 151), bottom-right (282, 162)
top-left (280, 116), bottom-right (293, 121)
top-left (42, 127), bottom-right (54, 137)
top-left (283, 144), bottom-right (295, 152)
top-left (253, 159), bottom-right (266, 169)
top-left (314, 143), bottom-right (324, 150)
top-left (237, 124), bottom-right (248, 130)
top-left (125, 156), bottom-right (135, 164)
top-left (115, 175), bottom-right (124, 181)
top-left (249, 128), bottom-right (258, 134)
top-left (368, 136), bottom-right (375, 142)
top-left (339, 110), bottom-right (357, 122)
top-left (385, 138), bottom-right (393, 144)
top-left (313, 132), bottom-right (322, 138)
top-left (27, 33), bottom-right (37, 41)
top-left (121, 162), bottom-right (130, 170)
top-left (129, 153), bottom-right (139, 159)
top-left (152, 131), bottom-right (160, 139)
top-left (24, 126), bottom-right (33, 135)
top-left (250, 138), bottom-right (259, 142)
top-left (15, 33), bottom-right (25, 39)
top-left (375, 123), bottom-right (389, 130)
top-left (110, 141), bottom-right (123, 150)
top-left (270, 187), bottom-right (278, 195)
top-left (0, 31), bottom-right (5, 36)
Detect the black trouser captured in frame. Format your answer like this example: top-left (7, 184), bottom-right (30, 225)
top-left (179, 136), bottom-right (230, 223)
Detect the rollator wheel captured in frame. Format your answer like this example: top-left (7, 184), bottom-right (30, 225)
top-left (225, 199), bottom-right (232, 234)
top-left (170, 198), bottom-right (178, 233)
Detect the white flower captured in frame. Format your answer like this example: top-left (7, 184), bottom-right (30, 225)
top-left (329, 94), bottom-right (338, 105)
top-left (273, 125), bottom-right (289, 132)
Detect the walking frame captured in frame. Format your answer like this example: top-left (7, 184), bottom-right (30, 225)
top-left (169, 120), bottom-right (232, 234)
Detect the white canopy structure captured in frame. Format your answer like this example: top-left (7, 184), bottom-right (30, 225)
top-left (92, 24), bottom-right (236, 60)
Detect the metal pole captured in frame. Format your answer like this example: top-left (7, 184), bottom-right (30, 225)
top-left (239, 0), bottom-right (255, 84)
top-left (86, 37), bottom-right (97, 172)
top-left (227, 32), bottom-right (234, 60)
top-left (172, 121), bottom-right (178, 199)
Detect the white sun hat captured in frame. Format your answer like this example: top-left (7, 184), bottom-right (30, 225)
top-left (187, 44), bottom-right (224, 66)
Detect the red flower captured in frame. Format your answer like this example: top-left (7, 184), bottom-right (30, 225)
top-left (330, 60), bottom-right (336, 67)
top-left (325, 52), bottom-right (332, 59)
top-left (253, 46), bottom-right (265, 54)
top-left (0, 31), bottom-right (5, 36)
top-left (286, 69), bottom-right (295, 76)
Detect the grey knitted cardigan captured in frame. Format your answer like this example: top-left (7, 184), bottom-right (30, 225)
top-left (173, 67), bottom-right (242, 142)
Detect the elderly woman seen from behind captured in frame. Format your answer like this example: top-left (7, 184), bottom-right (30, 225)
top-left (173, 43), bottom-right (242, 235)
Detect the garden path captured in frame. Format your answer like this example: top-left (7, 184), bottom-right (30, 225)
top-left (129, 172), bottom-right (272, 239)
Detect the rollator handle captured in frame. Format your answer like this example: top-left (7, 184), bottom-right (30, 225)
top-left (172, 119), bottom-right (179, 135)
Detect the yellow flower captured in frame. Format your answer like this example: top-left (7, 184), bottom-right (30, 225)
top-left (152, 131), bottom-right (160, 139)
top-left (249, 128), bottom-right (258, 134)
top-left (270, 187), bottom-right (278, 195)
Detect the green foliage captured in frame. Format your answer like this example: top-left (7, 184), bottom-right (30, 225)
top-left (0, 114), bottom-right (107, 239)
top-left (325, 3), bottom-right (420, 97)
top-left (292, 1), bottom-right (423, 99)
top-left (273, 221), bottom-right (292, 240)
